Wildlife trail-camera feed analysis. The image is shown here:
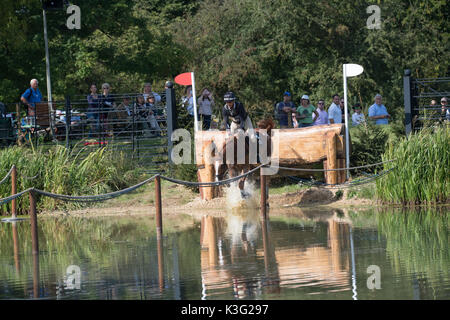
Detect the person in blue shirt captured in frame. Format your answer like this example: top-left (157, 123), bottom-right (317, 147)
top-left (276, 91), bottom-right (296, 128)
top-left (20, 79), bottom-right (43, 116)
top-left (368, 94), bottom-right (390, 125)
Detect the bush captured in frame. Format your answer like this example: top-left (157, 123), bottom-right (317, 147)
top-left (349, 121), bottom-right (389, 175)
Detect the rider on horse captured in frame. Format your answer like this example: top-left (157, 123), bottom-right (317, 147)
top-left (221, 92), bottom-right (255, 138)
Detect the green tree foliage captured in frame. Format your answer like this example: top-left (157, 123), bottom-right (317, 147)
top-left (173, 0), bottom-right (449, 119)
top-left (0, 0), bottom-right (448, 119)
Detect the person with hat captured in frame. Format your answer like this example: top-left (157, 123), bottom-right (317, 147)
top-left (221, 92), bottom-right (254, 135)
top-left (296, 95), bottom-right (319, 128)
top-left (276, 91), bottom-right (297, 128)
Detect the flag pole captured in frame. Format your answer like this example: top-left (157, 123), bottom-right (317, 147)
top-left (343, 64), bottom-right (350, 180)
top-left (191, 72), bottom-right (199, 132)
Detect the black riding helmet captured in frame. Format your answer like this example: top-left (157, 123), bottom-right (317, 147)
top-left (224, 92), bottom-right (236, 102)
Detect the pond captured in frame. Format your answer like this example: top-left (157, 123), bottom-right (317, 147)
top-left (0, 207), bottom-right (448, 300)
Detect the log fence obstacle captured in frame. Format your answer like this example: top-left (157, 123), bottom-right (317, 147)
top-left (0, 159), bottom-right (396, 255)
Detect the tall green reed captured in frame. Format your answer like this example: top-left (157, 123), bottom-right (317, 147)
top-left (0, 145), bottom-right (140, 214)
top-left (376, 127), bottom-right (449, 204)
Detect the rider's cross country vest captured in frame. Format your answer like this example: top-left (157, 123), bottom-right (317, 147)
top-left (225, 102), bottom-right (247, 124)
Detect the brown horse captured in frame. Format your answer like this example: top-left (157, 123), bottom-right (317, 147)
top-left (216, 119), bottom-right (274, 198)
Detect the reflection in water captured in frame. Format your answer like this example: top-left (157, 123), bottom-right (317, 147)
top-left (0, 208), bottom-right (448, 300)
top-left (200, 208), bottom-right (354, 299)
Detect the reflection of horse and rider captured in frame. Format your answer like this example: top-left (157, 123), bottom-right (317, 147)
top-left (217, 91), bottom-right (274, 199)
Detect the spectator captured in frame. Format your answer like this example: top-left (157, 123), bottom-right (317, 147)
top-left (313, 99), bottom-right (329, 125)
top-left (143, 82), bottom-right (161, 104)
top-left (296, 95), bottom-right (318, 128)
top-left (198, 87), bottom-right (215, 130)
top-left (99, 83), bottom-right (116, 133)
top-left (276, 91), bottom-right (296, 128)
top-left (368, 94), bottom-right (390, 125)
top-left (351, 103), bottom-right (365, 126)
top-left (86, 84), bottom-right (99, 137)
top-left (328, 94), bottom-right (342, 124)
top-left (108, 95), bottom-right (132, 132)
top-left (441, 97), bottom-right (448, 121)
top-left (339, 98), bottom-right (350, 123)
top-left (145, 94), bottom-right (162, 136)
top-left (21, 79), bottom-right (42, 117)
top-left (181, 85), bottom-right (194, 116)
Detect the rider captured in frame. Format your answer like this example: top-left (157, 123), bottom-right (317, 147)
top-left (221, 92), bottom-right (255, 138)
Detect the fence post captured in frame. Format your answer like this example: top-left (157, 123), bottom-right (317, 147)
top-left (29, 189), bottom-right (39, 255)
top-left (260, 168), bottom-right (267, 219)
top-left (404, 69), bottom-right (413, 136)
top-left (155, 175), bottom-right (163, 238)
top-left (165, 82), bottom-right (177, 164)
top-left (11, 165), bottom-right (17, 218)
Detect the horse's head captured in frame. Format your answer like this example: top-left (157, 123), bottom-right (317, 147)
top-left (257, 118), bottom-right (275, 136)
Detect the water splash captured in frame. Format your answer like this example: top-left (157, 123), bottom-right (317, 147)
top-left (224, 180), bottom-right (259, 211)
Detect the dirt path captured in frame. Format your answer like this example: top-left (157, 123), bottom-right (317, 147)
top-left (43, 185), bottom-right (373, 218)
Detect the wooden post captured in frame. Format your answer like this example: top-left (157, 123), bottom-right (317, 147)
top-left (12, 222), bottom-right (20, 273)
top-left (29, 189), bottom-right (39, 255)
top-left (11, 165), bottom-right (17, 218)
top-left (157, 236), bottom-right (164, 292)
top-left (326, 132), bottom-right (338, 185)
top-left (260, 168), bottom-right (267, 219)
top-left (155, 175), bottom-right (163, 238)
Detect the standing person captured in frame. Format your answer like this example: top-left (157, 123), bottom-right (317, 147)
top-left (86, 84), bottom-right (100, 137)
top-left (351, 103), bottom-right (365, 126)
top-left (276, 91), bottom-right (296, 128)
top-left (145, 94), bottom-right (161, 136)
top-left (221, 92), bottom-right (254, 136)
top-left (340, 98), bottom-right (350, 124)
top-left (368, 94), bottom-right (390, 125)
top-left (143, 82), bottom-right (161, 104)
top-left (296, 95), bottom-right (318, 128)
top-left (313, 99), bottom-right (329, 125)
top-left (99, 83), bottom-right (116, 134)
top-left (198, 87), bottom-right (215, 130)
top-left (440, 97), bottom-right (448, 122)
top-left (21, 79), bottom-right (42, 117)
top-left (328, 94), bottom-right (342, 124)
top-left (181, 85), bottom-right (194, 116)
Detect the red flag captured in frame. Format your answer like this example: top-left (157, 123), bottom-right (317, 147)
top-left (174, 72), bottom-right (192, 86)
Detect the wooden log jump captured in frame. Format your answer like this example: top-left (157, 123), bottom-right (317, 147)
top-left (195, 124), bottom-right (348, 200)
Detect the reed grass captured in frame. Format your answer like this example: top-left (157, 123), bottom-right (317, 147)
top-left (376, 127), bottom-right (449, 205)
top-left (0, 145), bottom-right (141, 214)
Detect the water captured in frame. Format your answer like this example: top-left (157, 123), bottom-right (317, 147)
top-left (0, 207), bottom-right (448, 300)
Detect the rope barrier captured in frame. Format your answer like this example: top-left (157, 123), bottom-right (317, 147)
top-left (267, 159), bottom-right (396, 172)
top-left (33, 175), bottom-right (158, 202)
top-left (0, 166), bottom-right (14, 185)
top-left (0, 159), bottom-right (397, 206)
top-left (159, 164), bottom-right (265, 187)
top-left (0, 188), bottom-right (33, 206)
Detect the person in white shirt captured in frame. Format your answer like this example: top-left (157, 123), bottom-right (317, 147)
top-left (198, 87), bottom-right (215, 130)
top-left (328, 94), bottom-right (342, 124)
top-left (352, 103), bottom-right (365, 126)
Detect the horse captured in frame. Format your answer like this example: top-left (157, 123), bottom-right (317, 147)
top-left (216, 119), bottom-right (275, 199)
